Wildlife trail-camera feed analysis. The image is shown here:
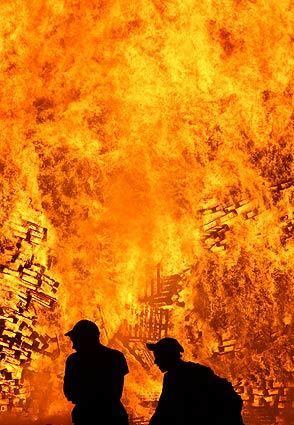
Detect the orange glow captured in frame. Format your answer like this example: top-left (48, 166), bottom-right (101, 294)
top-left (0, 0), bottom-right (293, 424)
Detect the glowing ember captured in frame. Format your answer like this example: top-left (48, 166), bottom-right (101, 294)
top-left (0, 0), bottom-right (293, 424)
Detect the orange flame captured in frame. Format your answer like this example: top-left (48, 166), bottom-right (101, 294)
top-left (0, 0), bottom-right (293, 423)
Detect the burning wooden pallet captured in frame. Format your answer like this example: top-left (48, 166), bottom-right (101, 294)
top-left (236, 378), bottom-right (294, 422)
top-left (214, 335), bottom-right (238, 355)
top-left (130, 417), bottom-right (149, 425)
top-left (269, 178), bottom-right (293, 193)
top-left (128, 306), bottom-right (170, 342)
top-left (142, 265), bottom-right (186, 307)
top-left (242, 406), bottom-right (277, 425)
top-left (201, 178), bottom-right (293, 251)
top-left (0, 262), bottom-right (59, 310)
top-left (121, 341), bottom-right (154, 370)
top-left (119, 305), bottom-right (169, 369)
top-left (0, 218), bottom-right (60, 413)
top-left (201, 199), bottom-right (259, 251)
top-left (117, 266), bottom-right (186, 369)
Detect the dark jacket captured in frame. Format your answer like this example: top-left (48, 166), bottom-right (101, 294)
top-left (64, 344), bottom-right (129, 425)
top-left (149, 360), bottom-right (242, 425)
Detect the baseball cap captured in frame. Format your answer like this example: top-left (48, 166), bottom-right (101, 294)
top-left (65, 320), bottom-right (100, 338)
top-left (146, 337), bottom-right (184, 353)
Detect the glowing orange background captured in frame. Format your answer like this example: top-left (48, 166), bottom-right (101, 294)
top-left (0, 0), bottom-right (293, 423)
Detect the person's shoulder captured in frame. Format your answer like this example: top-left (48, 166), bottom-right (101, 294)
top-left (101, 345), bottom-right (129, 373)
top-left (102, 345), bottom-right (125, 358)
top-left (65, 352), bottom-right (78, 365)
top-left (184, 361), bottom-right (214, 377)
top-left (100, 345), bottom-right (127, 364)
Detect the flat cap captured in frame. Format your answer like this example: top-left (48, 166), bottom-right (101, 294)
top-left (65, 320), bottom-right (100, 338)
top-left (146, 337), bottom-right (184, 353)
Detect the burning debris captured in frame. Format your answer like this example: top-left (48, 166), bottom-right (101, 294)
top-left (120, 180), bottom-right (293, 425)
top-left (131, 419), bottom-right (149, 425)
top-left (201, 178), bottom-right (293, 252)
top-left (201, 199), bottom-right (259, 251)
top-left (0, 218), bottom-right (60, 413)
top-left (0, 176), bottom-right (292, 423)
top-left (270, 179), bottom-right (293, 194)
top-left (0, 0), bottom-right (293, 423)
top-left (121, 304), bottom-right (169, 370)
top-left (117, 265), bottom-right (187, 369)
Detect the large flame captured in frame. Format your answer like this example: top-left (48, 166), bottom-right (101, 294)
top-left (0, 0), bottom-right (293, 424)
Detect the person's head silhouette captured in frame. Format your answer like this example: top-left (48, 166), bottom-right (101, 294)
top-left (146, 337), bottom-right (184, 372)
top-left (65, 320), bottom-right (100, 352)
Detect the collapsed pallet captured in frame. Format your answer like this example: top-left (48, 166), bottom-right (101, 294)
top-left (0, 218), bottom-right (60, 412)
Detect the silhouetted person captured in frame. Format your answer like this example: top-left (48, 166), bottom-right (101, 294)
top-left (147, 338), bottom-right (243, 425)
top-left (64, 320), bottom-right (129, 425)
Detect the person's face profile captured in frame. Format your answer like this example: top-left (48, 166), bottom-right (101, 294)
top-left (154, 351), bottom-right (170, 372)
top-left (70, 335), bottom-right (82, 351)
top-left (70, 332), bottom-right (99, 352)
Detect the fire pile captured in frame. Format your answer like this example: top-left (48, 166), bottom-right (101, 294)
top-left (0, 0), bottom-right (293, 424)
top-left (0, 219), bottom-right (60, 414)
top-left (202, 179), bottom-right (293, 252)
top-left (121, 179), bottom-right (293, 425)
top-left (118, 264), bottom-right (185, 370)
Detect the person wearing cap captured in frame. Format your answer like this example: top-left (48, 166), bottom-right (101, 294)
top-left (146, 337), bottom-right (243, 425)
top-left (63, 320), bottom-right (129, 425)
